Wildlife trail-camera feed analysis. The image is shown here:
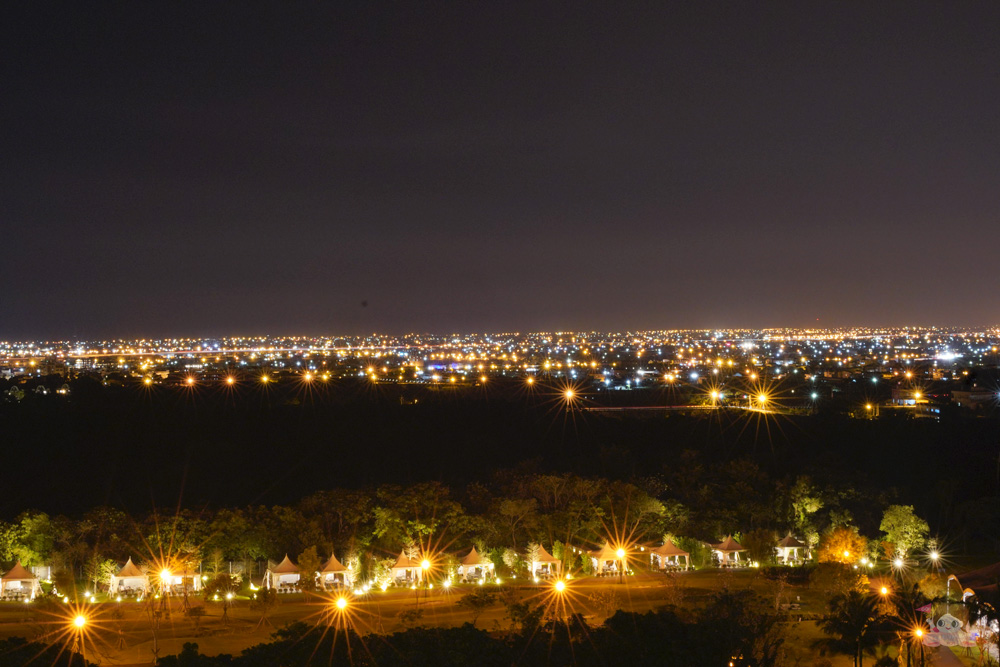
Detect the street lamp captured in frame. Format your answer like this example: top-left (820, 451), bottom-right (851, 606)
top-left (72, 614), bottom-right (87, 664)
top-left (160, 569), bottom-right (172, 617)
top-left (616, 548), bottom-right (626, 584)
top-left (420, 558), bottom-right (431, 605)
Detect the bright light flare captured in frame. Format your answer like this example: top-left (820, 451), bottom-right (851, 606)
top-left (73, 615), bottom-right (86, 628)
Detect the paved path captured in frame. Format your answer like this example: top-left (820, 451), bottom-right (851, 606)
top-left (927, 645), bottom-right (966, 667)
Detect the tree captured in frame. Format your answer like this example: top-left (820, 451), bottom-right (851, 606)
top-left (743, 528), bottom-right (778, 565)
top-left (83, 555), bottom-right (118, 593)
top-left (250, 588), bottom-right (278, 631)
top-left (456, 588), bottom-right (497, 626)
top-left (296, 546), bottom-right (320, 592)
top-left (501, 548), bottom-right (520, 575)
top-left (495, 498), bottom-right (537, 549)
top-left (698, 589), bottom-right (787, 667)
top-left (817, 527), bottom-right (868, 564)
top-left (13, 511), bottom-right (54, 565)
top-left (816, 590), bottom-right (884, 667)
top-left (810, 563), bottom-right (869, 598)
top-left (525, 543), bottom-right (541, 571)
top-left (879, 505), bottom-right (929, 559)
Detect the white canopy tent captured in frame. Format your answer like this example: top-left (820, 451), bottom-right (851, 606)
top-left (590, 543), bottom-right (624, 574)
top-left (1, 562), bottom-right (41, 600)
top-left (163, 569), bottom-right (203, 593)
top-left (320, 553), bottom-right (352, 589)
top-left (713, 536), bottom-right (746, 566)
top-left (457, 547), bottom-right (495, 581)
top-left (776, 535), bottom-right (806, 563)
top-left (390, 551), bottom-right (424, 584)
top-left (650, 540), bottom-right (690, 570)
top-left (264, 555), bottom-right (302, 591)
top-left (109, 558), bottom-right (150, 596)
top-left (529, 545), bottom-right (562, 579)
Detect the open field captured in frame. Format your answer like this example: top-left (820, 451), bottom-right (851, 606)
top-left (0, 570), bottom-right (973, 666)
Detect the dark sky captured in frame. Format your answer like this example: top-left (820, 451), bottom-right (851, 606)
top-left (4, 3), bottom-right (1000, 340)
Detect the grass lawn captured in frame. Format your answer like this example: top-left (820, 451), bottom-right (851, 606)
top-left (0, 568), bottom-right (962, 666)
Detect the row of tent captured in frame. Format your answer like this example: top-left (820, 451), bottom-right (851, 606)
top-left (0, 535), bottom-right (812, 602)
top-left (260, 536), bottom-right (795, 589)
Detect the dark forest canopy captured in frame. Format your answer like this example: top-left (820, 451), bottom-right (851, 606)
top-left (2, 374), bottom-right (999, 563)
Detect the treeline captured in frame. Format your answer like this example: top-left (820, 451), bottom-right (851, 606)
top-left (4, 374), bottom-right (1000, 563)
top-left (0, 465), bottom-right (939, 585)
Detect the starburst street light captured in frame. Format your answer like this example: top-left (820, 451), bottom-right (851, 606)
top-left (70, 612), bottom-right (89, 663)
top-left (616, 547), bottom-right (627, 584)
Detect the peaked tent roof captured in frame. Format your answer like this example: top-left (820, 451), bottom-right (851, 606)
top-left (532, 545), bottom-right (560, 563)
top-left (777, 536), bottom-right (806, 549)
top-left (117, 557), bottom-right (145, 578)
top-left (321, 553), bottom-right (347, 573)
top-left (714, 536), bottom-right (745, 552)
top-left (651, 540), bottom-right (689, 557)
top-left (460, 547), bottom-right (489, 566)
top-left (591, 543), bottom-right (623, 560)
top-left (2, 562), bottom-right (37, 581)
top-left (393, 551), bottom-right (420, 569)
top-left (271, 555), bottom-right (299, 574)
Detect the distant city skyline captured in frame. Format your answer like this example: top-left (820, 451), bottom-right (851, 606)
top-left (4, 4), bottom-right (999, 339)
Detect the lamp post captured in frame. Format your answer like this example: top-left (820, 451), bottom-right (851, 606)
top-left (223, 591), bottom-right (233, 625)
top-left (421, 559), bottom-right (431, 605)
top-left (331, 596), bottom-right (348, 629)
top-left (72, 614), bottom-right (87, 664)
top-left (160, 569), bottom-right (172, 619)
top-left (553, 579), bottom-right (567, 623)
top-left (616, 548), bottom-right (626, 584)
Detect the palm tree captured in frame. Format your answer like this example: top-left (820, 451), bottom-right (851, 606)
top-left (815, 590), bottom-right (884, 667)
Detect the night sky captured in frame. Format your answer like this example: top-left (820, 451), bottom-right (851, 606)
top-left (4, 3), bottom-right (1000, 340)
